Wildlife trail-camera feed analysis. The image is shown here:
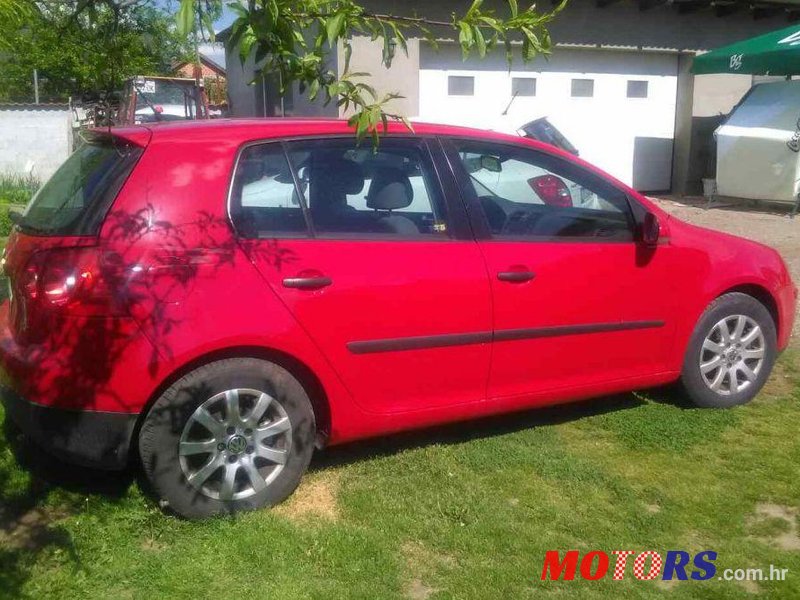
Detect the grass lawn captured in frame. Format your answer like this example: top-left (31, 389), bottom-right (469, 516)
top-left (1, 350), bottom-right (799, 599)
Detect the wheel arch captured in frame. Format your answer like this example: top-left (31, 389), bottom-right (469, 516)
top-left (717, 283), bottom-right (779, 333)
top-left (131, 345), bottom-right (332, 459)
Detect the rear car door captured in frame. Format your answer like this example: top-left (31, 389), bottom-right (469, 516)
top-left (230, 137), bottom-right (492, 414)
top-left (442, 137), bottom-right (676, 403)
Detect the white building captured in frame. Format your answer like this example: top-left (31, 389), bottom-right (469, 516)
top-left (223, 0), bottom-right (796, 194)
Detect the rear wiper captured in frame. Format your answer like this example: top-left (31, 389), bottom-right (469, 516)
top-left (8, 209), bottom-right (22, 225)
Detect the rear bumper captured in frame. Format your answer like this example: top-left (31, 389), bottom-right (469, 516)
top-left (1, 384), bottom-right (137, 470)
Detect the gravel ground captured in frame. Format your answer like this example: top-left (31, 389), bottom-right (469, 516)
top-left (652, 195), bottom-right (800, 342)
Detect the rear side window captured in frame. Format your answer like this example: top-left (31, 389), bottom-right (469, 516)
top-left (20, 139), bottom-right (142, 236)
top-left (229, 144), bottom-right (307, 237)
top-left (229, 139), bottom-right (449, 239)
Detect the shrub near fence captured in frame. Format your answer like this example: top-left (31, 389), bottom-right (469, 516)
top-left (0, 173), bottom-right (39, 236)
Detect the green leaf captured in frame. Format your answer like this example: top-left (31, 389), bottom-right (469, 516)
top-left (176, 0), bottom-right (194, 37)
top-left (508, 0), bottom-right (519, 17)
top-left (326, 13), bottom-right (345, 45)
top-left (468, 0), bottom-right (484, 16)
top-left (308, 78), bottom-right (320, 100)
top-left (474, 27), bottom-right (486, 58)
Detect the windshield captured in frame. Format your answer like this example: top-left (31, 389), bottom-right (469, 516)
top-left (133, 78), bottom-right (204, 121)
top-left (20, 139), bottom-right (142, 236)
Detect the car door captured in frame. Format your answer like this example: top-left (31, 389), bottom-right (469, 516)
top-left (229, 137), bottom-right (492, 414)
top-left (441, 137), bottom-right (676, 403)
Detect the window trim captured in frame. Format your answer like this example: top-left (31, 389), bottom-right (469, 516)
top-left (226, 135), bottom-right (463, 242)
top-left (570, 78), bottom-right (595, 98)
top-left (439, 136), bottom-right (638, 244)
top-left (511, 76), bottom-right (537, 97)
top-left (448, 75), bottom-right (475, 96)
top-left (626, 80), bottom-right (649, 99)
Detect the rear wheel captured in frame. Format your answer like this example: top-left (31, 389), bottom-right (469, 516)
top-left (139, 358), bottom-right (315, 519)
top-left (680, 293), bottom-right (777, 408)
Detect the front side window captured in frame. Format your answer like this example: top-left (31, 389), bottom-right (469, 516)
top-left (286, 139), bottom-right (449, 238)
top-left (452, 140), bottom-right (632, 241)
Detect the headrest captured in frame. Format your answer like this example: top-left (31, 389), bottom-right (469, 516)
top-left (315, 158), bottom-right (364, 195)
top-left (238, 158), bottom-right (264, 183)
top-left (367, 168), bottom-right (413, 210)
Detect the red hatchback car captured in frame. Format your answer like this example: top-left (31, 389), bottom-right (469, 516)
top-left (1, 119), bottom-right (795, 518)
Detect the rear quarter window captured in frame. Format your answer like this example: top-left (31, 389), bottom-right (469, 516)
top-left (20, 138), bottom-right (142, 236)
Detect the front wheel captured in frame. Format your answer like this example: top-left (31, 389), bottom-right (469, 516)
top-left (680, 292), bottom-right (777, 408)
top-left (138, 358), bottom-right (316, 519)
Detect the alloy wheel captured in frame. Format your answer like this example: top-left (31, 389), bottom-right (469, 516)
top-left (699, 315), bottom-right (766, 396)
top-left (178, 388), bottom-right (292, 501)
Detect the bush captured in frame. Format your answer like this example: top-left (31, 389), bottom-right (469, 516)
top-left (0, 210), bottom-right (13, 237)
top-left (0, 173), bottom-right (39, 206)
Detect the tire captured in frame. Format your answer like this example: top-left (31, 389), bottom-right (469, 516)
top-left (680, 292), bottom-right (777, 408)
top-left (139, 358), bottom-right (316, 519)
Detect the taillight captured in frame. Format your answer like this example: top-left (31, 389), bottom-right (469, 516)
top-left (528, 175), bottom-right (573, 207)
top-left (22, 247), bottom-right (127, 317)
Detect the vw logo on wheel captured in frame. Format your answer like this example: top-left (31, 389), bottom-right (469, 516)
top-left (226, 434), bottom-right (248, 455)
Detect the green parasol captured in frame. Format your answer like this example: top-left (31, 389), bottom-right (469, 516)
top-left (692, 24), bottom-right (800, 76)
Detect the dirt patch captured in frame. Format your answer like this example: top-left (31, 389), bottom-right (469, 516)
top-left (645, 503), bottom-right (661, 514)
top-left (402, 541), bottom-right (457, 569)
top-left (400, 541), bottom-right (457, 599)
top-left (746, 503), bottom-right (800, 550)
top-left (404, 578), bottom-right (438, 600)
top-left (274, 470), bottom-right (340, 522)
top-left (760, 361), bottom-right (796, 399)
top-left (141, 537), bottom-right (167, 552)
top-left (736, 579), bottom-right (761, 594)
top-left (0, 506), bottom-right (70, 551)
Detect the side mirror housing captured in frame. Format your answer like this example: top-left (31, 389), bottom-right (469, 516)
top-left (641, 212), bottom-right (660, 246)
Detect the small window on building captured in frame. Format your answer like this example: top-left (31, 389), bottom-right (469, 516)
top-left (627, 80), bottom-right (649, 98)
top-left (571, 79), bottom-right (594, 98)
top-left (448, 76), bottom-right (475, 96)
top-left (512, 77), bottom-right (537, 97)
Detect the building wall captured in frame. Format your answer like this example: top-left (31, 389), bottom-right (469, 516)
top-left (337, 36), bottom-right (420, 118)
top-left (0, 107), bottom-right (72, 181)
top-left (418, 44), bottom-right (678, 189)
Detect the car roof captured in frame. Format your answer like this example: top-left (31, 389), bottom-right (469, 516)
top-left (130, 117), bottom-right (534, 147)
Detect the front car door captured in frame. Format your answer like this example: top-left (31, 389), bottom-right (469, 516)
top-left (441, 137), bottom-right (676, 404)
top-left (229, 136), bottom-right (492, 414)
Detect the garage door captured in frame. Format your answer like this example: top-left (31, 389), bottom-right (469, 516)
top-left (418, 46), bottom-right (678, 192)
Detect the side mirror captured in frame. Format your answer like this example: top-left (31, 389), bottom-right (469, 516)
top-left (528, 175), bottom-right (573, 207)
top-left (641, 212), bottom-right (660, 246)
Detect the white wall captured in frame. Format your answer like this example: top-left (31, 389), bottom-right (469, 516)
top-left (0, 108), bottom-right (72, 181)
top-left (418, 47), bottom-right (678, 190)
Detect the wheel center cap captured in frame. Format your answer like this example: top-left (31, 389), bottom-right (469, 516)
top-left (226, 434), bottom-right (247, 455)
top-left (725, 347), bottom-right (738, 362)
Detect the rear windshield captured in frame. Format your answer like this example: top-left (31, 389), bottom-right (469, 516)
top-left (20, 139), bottom-right (142, 236)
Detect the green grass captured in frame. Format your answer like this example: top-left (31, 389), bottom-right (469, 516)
top-left (0, 173), bottom-right (39, 206)
top-left (1, 351), bottom-right (799, 599)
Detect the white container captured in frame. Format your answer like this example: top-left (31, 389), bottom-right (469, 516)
top-left (715, 80), bottom-right (800, 204)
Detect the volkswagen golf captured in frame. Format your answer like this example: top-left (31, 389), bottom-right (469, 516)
top-left (0, 119), bottom-right (795, 518)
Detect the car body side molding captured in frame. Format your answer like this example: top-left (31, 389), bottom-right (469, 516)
top-left (347, 320), bottom-right (665, 354)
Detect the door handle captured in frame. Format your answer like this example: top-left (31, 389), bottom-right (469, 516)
top-left (497, 271), bottom-right (535, 283)
top-left (282, 276), bottom-right (332, 290)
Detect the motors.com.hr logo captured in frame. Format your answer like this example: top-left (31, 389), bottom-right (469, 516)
top-left (541, 550), bottom-right (789, 582)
